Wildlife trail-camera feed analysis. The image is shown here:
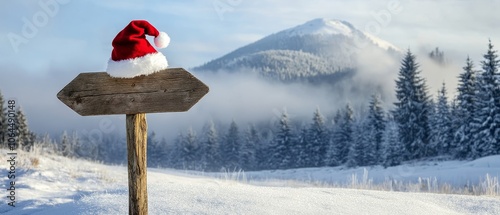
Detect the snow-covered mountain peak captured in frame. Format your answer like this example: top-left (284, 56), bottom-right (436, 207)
top-left (283, 18), bottom-right (354, 37)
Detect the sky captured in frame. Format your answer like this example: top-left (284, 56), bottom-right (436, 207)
top-left (0, 0), bottom-right (499, 138)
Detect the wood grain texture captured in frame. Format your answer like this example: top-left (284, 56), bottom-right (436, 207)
top-left (126, 114), bottom-right (148, 215)
top-left (57, 68), bottom-right (209, 116)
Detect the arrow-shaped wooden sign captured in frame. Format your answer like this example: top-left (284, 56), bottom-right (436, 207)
top-left (57, 68), bottom-right (209, 116)
top-left (57, 68), bottom-right (208, 215)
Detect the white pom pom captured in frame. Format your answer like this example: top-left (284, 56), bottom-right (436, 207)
top-left (154, 32), bottom-right (170, 49)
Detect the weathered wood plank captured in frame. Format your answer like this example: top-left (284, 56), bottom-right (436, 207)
top-left (126, 113), bottom-right (148, 215)
top-left (57, 68), bottom-right (209, 116)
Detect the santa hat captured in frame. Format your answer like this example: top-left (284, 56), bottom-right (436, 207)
top-left (106, 20), bottom-right (170, 78)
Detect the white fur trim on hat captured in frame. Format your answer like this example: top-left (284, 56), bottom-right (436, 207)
top-left (154, 32), bottom-right (170, 49)
top-left (106, 52), bottom-right (168, 78)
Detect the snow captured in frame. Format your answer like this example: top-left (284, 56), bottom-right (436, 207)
top-left (282, 18), bottom-right (402, 52)
top-left (1, 150), bottom-right (500, 214)
top-left (364, 32), bottom-right (403, 52)
top-left (284, 18), bottom-right (354, 37)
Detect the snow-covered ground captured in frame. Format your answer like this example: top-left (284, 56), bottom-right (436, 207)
top-left (1, 150), bottom-right (499, 215)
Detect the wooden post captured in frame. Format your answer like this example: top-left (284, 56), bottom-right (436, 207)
top-left (126, 113), bottom-right (148, 215)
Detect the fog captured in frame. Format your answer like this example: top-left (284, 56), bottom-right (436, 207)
top-left (0, 44), bottom-right (481, 141)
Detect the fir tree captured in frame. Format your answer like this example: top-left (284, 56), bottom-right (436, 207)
top-left (471, 40), bottom-right (500, 158)
top-left (271, 111), bottom-right (295, 169)
top-left (222, 121), bottom-right (241, 170)
top-left (453, 56), bottom-right (477, 159)
top-left (297, 126), bottom-right (310, 168)
top-left (255, 129), bottom-right (273, 170)
top-left (61, 131), bottom-right (72, 157)
top-left (433, 83), bottom-right (453, 156)
top-left (367, 94), bottom-right (386, 164)
top-left (148, 131), bottom-right (167, 167)
top-left (240, 125), bottom-right (258, 170)
top-left (333, 104), bottom-right (354, 165)
top-left (383, 118), bottom-right (403, 167)
top-left (169, 133), bottom-right (185, 169)
top-left (393, 50), bottom-right (431, 160)
top-left (308, 108), bottom-right (329, 166)
top-left (348, 120), bottom-right (367, 167)
top-left (429, 47), bottom-right (446, 65)
top-left (15, 107), bottom-right (33, 151)
top-left (203, 121), bottom-right (221, 171)
top-left (325, 110), bottom-right (342, 166)
top-left (181, 128), bottom-right (200, 170)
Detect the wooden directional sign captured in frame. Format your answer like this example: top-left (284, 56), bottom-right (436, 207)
top-left (57, 68), bottom-right (209, 116)
top-left (57, 68), bottom-right (208, 215)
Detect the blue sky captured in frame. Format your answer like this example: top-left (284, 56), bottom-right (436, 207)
top-left (0, 0), bottom-right (499, 136)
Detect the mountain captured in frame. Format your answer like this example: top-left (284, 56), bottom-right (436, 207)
top-left (194, 18), bottom-right (401, 82)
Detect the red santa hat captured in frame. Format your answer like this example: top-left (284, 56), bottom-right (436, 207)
top-left (106, 20), bottom-right (170, 78)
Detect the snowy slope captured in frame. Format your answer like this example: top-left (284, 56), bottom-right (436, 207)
top-left (241, 156), bottom-right (500, 187)
top-left (194, 18), bottom-right (401, 82)
top-left (1, 150), bottom-right (499, 215)
top-left (282, 18), bottom-right (354, 37)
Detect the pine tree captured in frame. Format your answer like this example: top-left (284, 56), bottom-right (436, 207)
top-left (148, 131), bottom-right (167, 167)
top-left (169, 133), bottom-right (185, 169)
top-left (367, 94), bottom-right (386, 164)
top-left (181, 128), bottom-right (200, 170)
top-left (393, 50), bottom-right (431, 160)
top-left (325, 110), bottom-right (343, 166)
top-left (255, 129), bottom-right (273, 170)
top-left (297, 126), bottom-right (310, 168)
top-left (383, 117), bottom-right (403, 167)
top-left (203, 121), bottom-right (221, 171)
top-left (61, 131), bottom-right (73, 157)
top-left (348, 120), bottom-right (367, 168)
top-left (433, 83), bottom-right (453, 156)
top-left (453, 57), bottom-right (477, 159)
top-left (471, 40), bottom-right (500, 158)
top-left (271, 111), bottom-right (295, 169)
top-left (221, 121), bottom-right (241, 170)
top-left (240, 125), bottom-right (258, 170)
top-left (308, 108), bottom-right (329, 167)
top-left (70, 131), bottom-right (80, 158)
top-left (15, 107), bottom-right (33, 151)
top-left (333, 104), bottom-right (355, 165)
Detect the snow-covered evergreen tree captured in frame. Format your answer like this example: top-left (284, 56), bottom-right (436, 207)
top-left (168, 133), bottom-right (185, 169)
top-left (471, 40), bottom-right (500, 158)
top-left (348, 120), bottom-right (367, 168)
top-left (240, 124), bottom-right (258, 170)
top-left (203, 121), bottom-right (221, 171)
top-left (15, 107), bottom-right (34, 151)
top-left (433, 83), bottom-right (453, 156)
top-left (148, 131), bottom-right (168, 167)
top-left (333, 104), bottom-right (354, 165)
top-left (383, 116), bottom-right (403, 167)
top-left (393, 50), bottom-right (431, 160)
top-left (325, 110), bottom-right (342, 166)
top-left (367, 94), bottom-right (386, 164)
top-left (296, 126), bottom-right (310, 168)
top-left (181, 128), bottom-right (201, 170)
top-left (271, 111), bottom-right (296, 169)
top-left (221, 121), bottom-right (241, 170)
top-left (61, 131), bottom-right (73, 157)
top-left (453, 56), bottom-right (477, 159)
top-left (307, 108), bottom-right (329, 167)
top-left (255, 129), bottom-right (273, 170)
